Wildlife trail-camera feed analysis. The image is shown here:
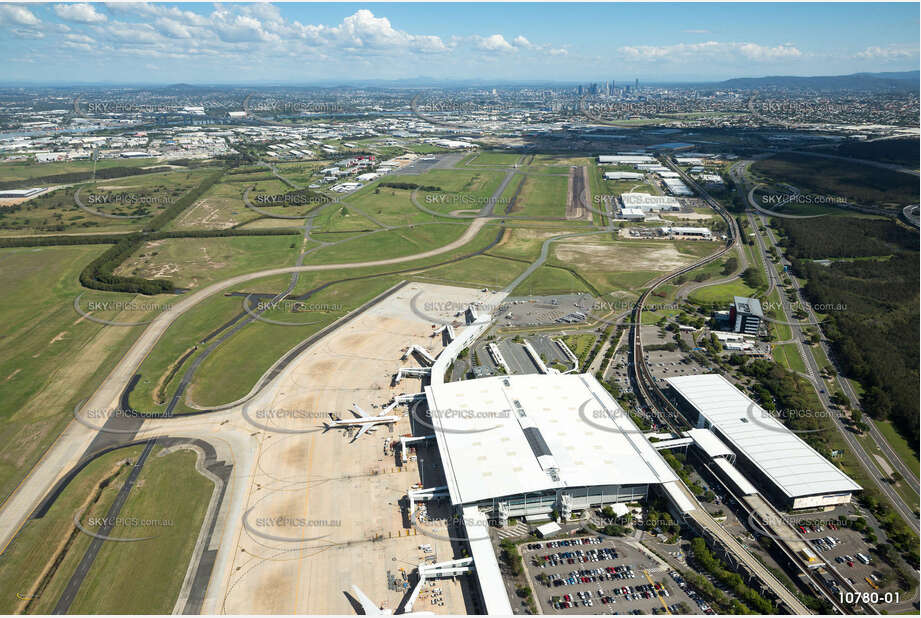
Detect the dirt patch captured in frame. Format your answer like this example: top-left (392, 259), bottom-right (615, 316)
top-left (49, 331), bottom-right (67, 345)
top-left (554, 242), bottom-right (695, 271)
top-left (6, 368), bottom-right (21, 381)
top-left (174, 198), bottom-right (239, 230)
top-left (153, 345), bottom-right (197, 405)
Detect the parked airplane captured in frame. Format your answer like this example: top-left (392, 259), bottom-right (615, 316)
top-left (350, 585), bottom-right (432, 615)
top-left (325, 402), bottom-right (399, 441)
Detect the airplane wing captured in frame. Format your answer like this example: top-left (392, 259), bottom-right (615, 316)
top-left (351, 403), bottom-right (369, 418)
top-left (350, 584), bottom-right (383, 615)
top-left (352, 423), bottom-right (373, 442)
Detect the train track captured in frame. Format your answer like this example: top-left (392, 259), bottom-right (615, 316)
top-left (626, 159), bottom-right (820, 615)
top-left (629, 157), bottom-right (741, 434)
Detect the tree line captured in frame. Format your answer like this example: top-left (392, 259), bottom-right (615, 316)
top-left (777, 216), bottom-right (919, 448)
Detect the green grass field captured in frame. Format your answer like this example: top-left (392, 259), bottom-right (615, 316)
top-left (0, 168), bottom-right (217, 236)
top-left (487, 227), bottom-right (561, 261)
top-left (510, 174), bottom-right (568, 218)
top-left (0, 157), bottom-right (160, 183)
top-left (339, 185), bottom-right (438, 227)
top-left (511, 265), bottom-right (591, 296)
top-left (127, 293), bottom-right (246, 414)
top-left (300, 223), bottom-right (467, 265)
top-left (65, 447), bottom-right (213, 614)
top-left (0, 246), bottom-right (156, 506)
top-left (773, 342), bottom-right (807, 374)
top-left (310, 202), bottom-right (382, 232)
top-left (873, 419), bottom-right (920, 478)
top-left (0, 444), bottom-right (212, 614)
top-left (115, 235), bottom-right (301, 290)
top-left (0, 445), bottom-right (146, 613)
top-left (465, 152), bottom-right (522, 167)
top-left (133, 224), bottom-right (504, 411)
top-left (187, 274), bottom-right (403, 406)
top-left (412, 254), bottom-right (527, 289)
top-left (560, 333), bottom-right (597, 367)
top-left (688, 278), bottom-right (758, 305)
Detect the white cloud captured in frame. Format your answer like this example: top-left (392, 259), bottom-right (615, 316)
top-left (154, 17), bottom-right (192, 39)
top-left (211, 11), bottom-right (278, 43)
top-left (5, 7), bottom-right (560, 70)
top-left (54, 3), bottom-right (107, 24)
top-left (513, 35), bottom-right (534, 49)
top-left (683, 29), bottom-right (710, 34)
top-left (0, 3), bottom-right (40, 26)
top-left (618, 41), bottom-right (801, 63)
top-left (856, 44), bottom-right (917, 60)
top-left (475, 34), bottom-right (515, 52)
top-left (549, 48), bottom-right (568, 56)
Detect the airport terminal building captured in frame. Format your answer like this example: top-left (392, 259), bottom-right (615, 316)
top-left (423, 373), bottom-right (679, 524)
top-left (666, 374), bottom-right (861, 510)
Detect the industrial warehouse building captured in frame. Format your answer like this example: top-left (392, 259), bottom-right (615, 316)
top-left (666, 374), bottom-right (861, 509)
top-left (620, 192), bottom-right (681, 212)
top-left (424, 373), bottom-right (679, 524)
top-left (598, 154), bottom-right (656, 165)
top-left (604, 171), bottom-right (644, 180)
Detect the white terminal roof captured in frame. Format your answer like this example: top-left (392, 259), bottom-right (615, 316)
top-left (711, 457), bottom-right (759, 496)
top-left (684, 428), bottom-right (734, 460)
top-left (666, 374), bottom-right (861, 499)
top-left (425, 373), bottom-right (678, 505)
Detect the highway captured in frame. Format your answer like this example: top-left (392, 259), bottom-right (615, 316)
top-left (731, 160), bottom-right (920, 535)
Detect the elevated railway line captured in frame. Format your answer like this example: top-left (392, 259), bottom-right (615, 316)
top-left (626, 157), bottom-right (819, 615)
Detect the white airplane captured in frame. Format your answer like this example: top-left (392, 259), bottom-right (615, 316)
top-left (325, 402), bottom-right (399, 442)
top-left (350, 585), bottom-right (432, 616)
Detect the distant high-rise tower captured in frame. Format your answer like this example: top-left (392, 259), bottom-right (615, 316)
top-left (635, 78), bottom-right (639, 91)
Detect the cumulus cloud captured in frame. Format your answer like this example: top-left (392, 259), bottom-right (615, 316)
top-left (5, 6), bottom-right (562, 70)
top-left (0, 3), bottom-right (40, 26)
top-left (474, 34), bottom-right (515, 52)
top-left (54, 3), bottom-right (107, 24)
top-left (513, 35), bottom-right (534, 49)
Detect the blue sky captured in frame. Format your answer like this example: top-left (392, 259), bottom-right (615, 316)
top-left (0, 2), bottom-right (918, 83)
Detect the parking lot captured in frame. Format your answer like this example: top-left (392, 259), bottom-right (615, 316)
top-left (498, 294), bottom-right (594, 327)
top-left (520, 535), bottom-right (697, 615)
top-left (787, 510), bottom-right (893, 595)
